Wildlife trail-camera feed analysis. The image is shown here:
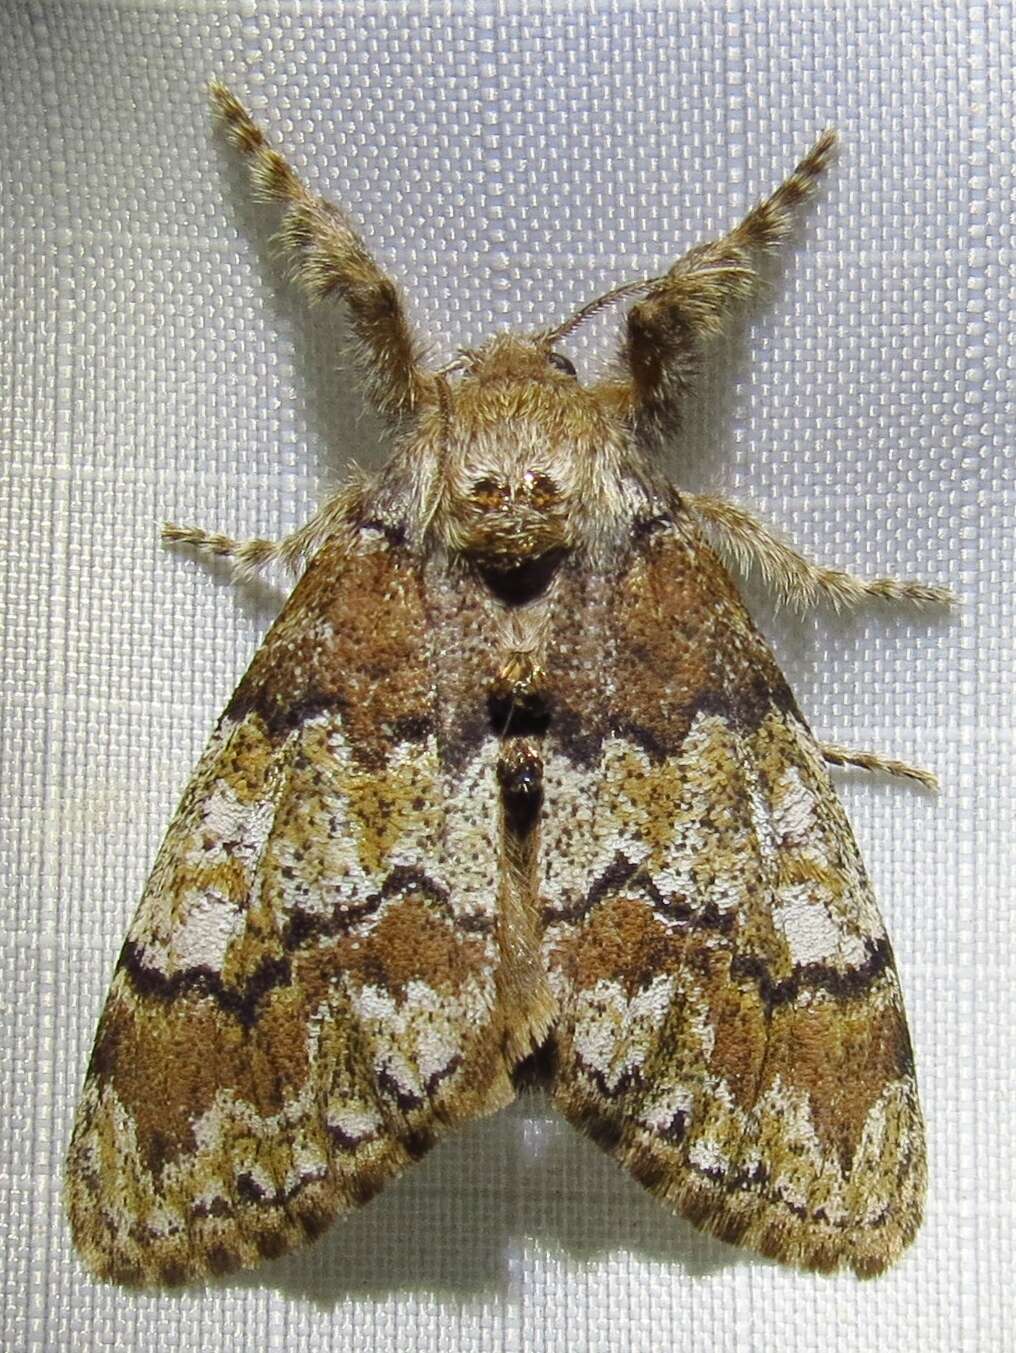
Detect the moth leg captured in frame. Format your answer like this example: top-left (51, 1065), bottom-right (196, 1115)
top-left (683, 491), bottom-right (955, 611)
top-left (162, 483), bottom-right (364, 579)
top-left (209, 82), bottom-right (432, 418)
top-left (820, 742), bottom-right (939, 791)
top-left (161, 521), bottom-right (294, 577)
top-left (602, 132), bottom-right (837, 431)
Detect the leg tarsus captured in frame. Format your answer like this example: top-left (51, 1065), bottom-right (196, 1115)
top-left (162, 480), bottom-right (367, 580)
top-left (819, 742), bottom-right (939, 792)
top-left (161, 522), bottom-right (293, 578)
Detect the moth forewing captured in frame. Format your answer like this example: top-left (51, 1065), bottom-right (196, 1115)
top-left (538, 525), bottom-right (925, 1278)
top-left (66, 87), bottom-right (937, 1287)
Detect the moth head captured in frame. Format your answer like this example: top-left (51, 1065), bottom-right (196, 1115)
top-left (446, 333), bottom-right (580, 387)
top-left (434, 275), bottom-right (662, 404)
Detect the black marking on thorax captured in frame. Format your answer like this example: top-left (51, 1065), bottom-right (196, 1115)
top-left (474, 548), bottom-right (567, 606)
top-left (631, 511), bottom-right (674, 538)
top-left (355, 516), bottom-right (408, 548)
top-left (487, 686), bottom-right (551, 739)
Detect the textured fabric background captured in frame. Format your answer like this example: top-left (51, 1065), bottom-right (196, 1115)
top-left (2, 3), bottom-right (1012, 1350)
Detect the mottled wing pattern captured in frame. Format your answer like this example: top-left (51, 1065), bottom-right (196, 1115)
top-left (539, 510), bottom-right (925, 1277)
top-left (67, 529), bottom-right (523, 1285)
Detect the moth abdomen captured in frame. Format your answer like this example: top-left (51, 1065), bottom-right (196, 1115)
top-left (497, 742), bottom-right (544, 837)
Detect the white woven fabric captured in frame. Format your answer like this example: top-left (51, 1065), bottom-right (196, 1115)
top-left (3, 3), bottom-right (1012, 1349)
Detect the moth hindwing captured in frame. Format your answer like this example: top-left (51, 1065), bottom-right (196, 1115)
top-left (66, 86), bottom-right (941, 1287)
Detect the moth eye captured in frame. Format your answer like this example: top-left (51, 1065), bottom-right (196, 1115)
top-left (547, 352), bottom-right (577, 377)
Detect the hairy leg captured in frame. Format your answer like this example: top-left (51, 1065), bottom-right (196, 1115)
top-left (598, 132), bottom-right (837, 431)
top-left (210, 83), bottom-right (432, 418)
top-left (684, 491), bottom-right (954, 612)
top-left (162, 484), bottom-right (364, 580)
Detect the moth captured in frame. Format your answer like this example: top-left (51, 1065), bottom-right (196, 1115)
top-left (67, 84), bottom-right (949, 1287)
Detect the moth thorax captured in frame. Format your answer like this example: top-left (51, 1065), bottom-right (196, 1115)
top-left (488, 652), bottom-right (549, 735)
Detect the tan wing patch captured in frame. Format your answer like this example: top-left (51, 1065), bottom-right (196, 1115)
top-left (66, 536), bottom-right (546, 1286)
top-left (540, 516), bottom-right (926, 1277)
